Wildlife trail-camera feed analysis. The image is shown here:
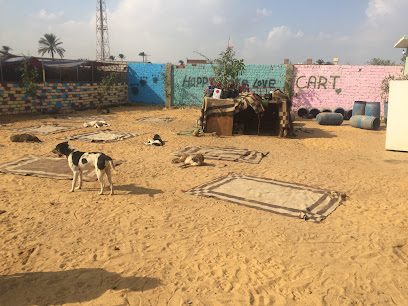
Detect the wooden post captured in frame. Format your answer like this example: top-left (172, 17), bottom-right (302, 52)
top-left (41, 60), bottom-right (45, 83)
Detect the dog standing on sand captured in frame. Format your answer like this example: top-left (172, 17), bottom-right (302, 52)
top-left (52, 141), bottom-right (116, 195)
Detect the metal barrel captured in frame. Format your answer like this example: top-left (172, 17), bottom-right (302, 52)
top-left (352, 101), bottom-right (366, 116)
top-left (350, 115), bottom-right (380, 130)
top-left (384, 102), bottom-right (388, 126)
top-left (320, 107), bottom-right (332, 113)
top-left (332, 107), bottom-right (345, 116)
top-left (297, 106), bottom-right (309, 117)
top-left (344, 109), bottom-right (353, 120)
top-left (308, 107), bottom-right (321, 118)
top-left (365, 101), bottom-right (381, 118)
top-left (316, 113), bottom-right (344, 125)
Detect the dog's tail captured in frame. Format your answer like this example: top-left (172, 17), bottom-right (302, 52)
top-left (108, 160), bottom-right (118, 173)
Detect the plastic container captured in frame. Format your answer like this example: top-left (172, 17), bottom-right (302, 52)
top-left (316, 113), bottom-right (344, 125)
top-left (332, 107), bottom-right (345, 116)
top-left (308, 107), bottom-right (320, 118)
top-left (350, 115), bottom-right (380, 130)
top-left (365, 101), bottom-right (381, 118)
top-left (352, 101), bottom-right (366, 116)
top-left (297, 106), bottom-right (309, 118)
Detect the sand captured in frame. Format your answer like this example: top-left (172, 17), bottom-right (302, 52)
top-left (0, 105), bottom-right (407, 305)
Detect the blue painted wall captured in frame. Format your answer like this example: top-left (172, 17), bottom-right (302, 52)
top-left (128, 63), bottom-right (166, 104)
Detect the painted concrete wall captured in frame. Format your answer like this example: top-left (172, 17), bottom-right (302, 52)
top-left (128, 63), bottom-right (166, 104)
top-left (292, 65), bottom-right (404, 115)
top-left (0, 82), bottom-right (128, 115)
top-left (172, 64), bottom-right (287, 106)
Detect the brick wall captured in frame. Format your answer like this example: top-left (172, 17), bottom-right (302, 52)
top-left (172, 64), bottom-right (287, 106)
top-left (0, 82), bottom-right (128, 115)
top-left (292, 65), bottom-right (404, 115)
top-left (127, 63), bottom-right (166, 104)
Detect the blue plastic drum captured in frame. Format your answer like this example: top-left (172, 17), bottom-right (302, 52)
top-left (365, 102), bottom-right (381, 118)
top-left (353, 101), bottom-right (366, 116)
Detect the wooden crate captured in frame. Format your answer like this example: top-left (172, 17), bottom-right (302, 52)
top-left (205, 115), bottom-right (233, 136)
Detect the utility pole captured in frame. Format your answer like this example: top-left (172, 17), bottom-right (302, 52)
top-left (96, 0), bottom-right (110, 61)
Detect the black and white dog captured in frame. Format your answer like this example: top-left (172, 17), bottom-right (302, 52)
top-left (52, 141), bottom-right (116, 195)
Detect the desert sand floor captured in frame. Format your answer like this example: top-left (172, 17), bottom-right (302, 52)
top-left (0, 105), bottom-right (407, 306)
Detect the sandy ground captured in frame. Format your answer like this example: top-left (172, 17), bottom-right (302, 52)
top-left (0, 105), bottom-right (407, 306)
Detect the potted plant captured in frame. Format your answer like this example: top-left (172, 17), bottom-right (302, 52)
top-left (211, 46), bottom-right (245, 98)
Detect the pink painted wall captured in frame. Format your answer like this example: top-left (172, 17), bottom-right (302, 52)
top-left (292, 65), bottom-right (404, 115)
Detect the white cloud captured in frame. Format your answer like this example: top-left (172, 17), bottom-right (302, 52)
top-left (37, 9), bottom-right (64, 21)
top-left (256, 8), bottom-right (272, 16)
top-left (212, 15), bottom-right (226, 25)
top-left (365, 0), bottom-right (393, 18)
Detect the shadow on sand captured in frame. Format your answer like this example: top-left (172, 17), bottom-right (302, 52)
top-left (0, 268), bottom-right (160, 306)
top-left (114, 184), bottom-right (164, 197)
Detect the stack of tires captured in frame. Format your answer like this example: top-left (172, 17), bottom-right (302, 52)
top-left (349, 101), bottom-right (381, 130)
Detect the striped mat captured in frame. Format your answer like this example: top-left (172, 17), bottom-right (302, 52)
top-left (171, 146), bottom-right (268, 164)
top-left (185, 173), bottom-right (343, 222)
top-left (9, 124), bottom-right (79, 135)
top-left (61, 130), bottom-right (137, 143)
top-left (0, 155), bottom-right (122, 181)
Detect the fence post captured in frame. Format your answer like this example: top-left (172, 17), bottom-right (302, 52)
top-left (41, 60), bottom-right (45, 83)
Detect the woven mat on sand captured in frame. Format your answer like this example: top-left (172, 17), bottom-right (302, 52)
top-left (9, 124), bottom-right (79, 135)
top-left (61, 130), bottom-right (137, 143)
top-left (0, 155), bottom-right (122, 181)
top-left (185, 173), bottom-right (343, 222)
top-left (171, 146), bottom-right (268, 164)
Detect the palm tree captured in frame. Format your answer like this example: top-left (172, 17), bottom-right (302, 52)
top-left (2, 46), bottom-right (12, 54)
top-left (118, 54), bottom-right (125, 61)
top-left (139, 52), bottom-right (147, 62)
top-left (109, 55), bottom-right (116, 61)
top-left (38, 33), bottom-right (65, 59)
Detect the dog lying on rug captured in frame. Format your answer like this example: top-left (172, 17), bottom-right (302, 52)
top-left (83, 120), bottom-right (110, 128)
top-left (172, 154), bottom-right (205, 168)
top-left (52, 141), bottom-right (116, 195)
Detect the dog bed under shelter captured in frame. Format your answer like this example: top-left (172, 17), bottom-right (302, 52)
top-left (199, 90), bottom-right (293, 137)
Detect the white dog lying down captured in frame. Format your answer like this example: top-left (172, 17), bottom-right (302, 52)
top-left (52, 141), bottom-right (117, 195)
top-left (83, 120), bottom-right (110, 128)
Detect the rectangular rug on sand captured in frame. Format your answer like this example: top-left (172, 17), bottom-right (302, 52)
top-left (171, 146), bottom-right (268, 164)
top-left (61, 130), bottom-right (137, 143)
top-left (0, 155), bottom-right (122, 181)
top-left (185, 173), bottom-right (343, 222)
top-left (9, 124), bottom-right (79, 135)
top-left (135, 117), bottom-right (175, 123)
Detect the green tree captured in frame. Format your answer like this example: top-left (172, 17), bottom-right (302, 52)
top-left (139, 52), bottom-right (147, 62)
top-left (118, 53), bottom-right (125, 61)
top-left (178, 60), bottom-right (185, 65)
top-left (2, 46), bottom-right (12, 54)
top-left (212, 46), bottom-right (245, 91)
top-left (38, 33), bottom-right (65, 59)
top-left (315, 59), bottom-right (325, 65)
top-left (109, 55), bottom-right (116, 61)
top-left (366, 58), bottom-right (396, 66)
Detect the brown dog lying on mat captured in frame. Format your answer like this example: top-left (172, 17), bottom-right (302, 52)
top-left (172, 154), bottom-right (205, 168)
top-left (52, 141), bottom-right (116, 195)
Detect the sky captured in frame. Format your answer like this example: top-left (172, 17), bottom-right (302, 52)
top-left (0, 0), bottom-right (407, 65)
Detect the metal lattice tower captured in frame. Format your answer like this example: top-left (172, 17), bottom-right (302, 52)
top-left (96, 0), bottom-right (110, 61)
